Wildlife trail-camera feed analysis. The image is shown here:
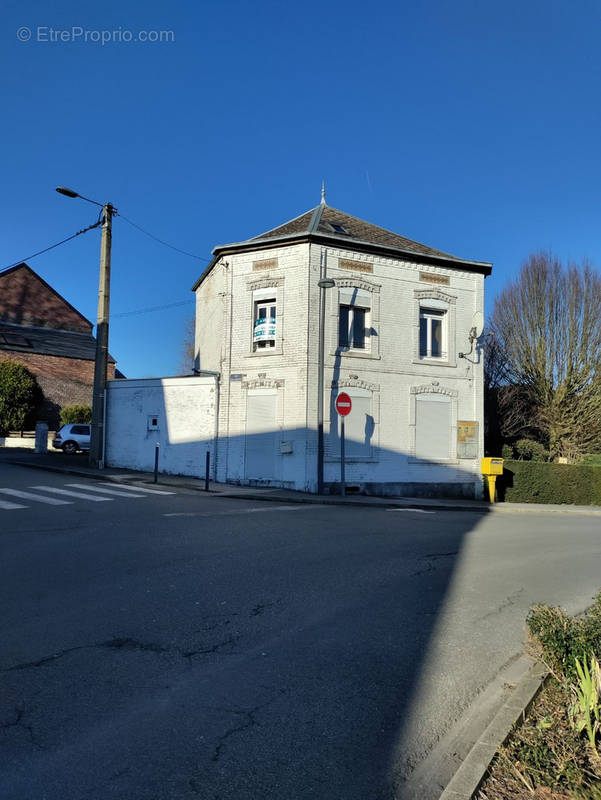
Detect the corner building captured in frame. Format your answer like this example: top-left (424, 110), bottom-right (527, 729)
top-left (193, 198), bottom-right (492, 498)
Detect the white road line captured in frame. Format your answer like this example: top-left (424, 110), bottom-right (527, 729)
top-left (29, 486), bottom-right (113, 502)
top-left (164, 505), bottom-right (324, 517)
top-left (106, 484), bottom-right (176, 495)
top-left (66, 484), bottom-right (148, 498)
top-left (387, 508), bottom-right (435, 514)
top-left (0, 498), bottom-right (27, 510)
top-left (0, 488), bottom-right (72, 506)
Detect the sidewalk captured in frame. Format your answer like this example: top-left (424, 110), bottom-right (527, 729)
top-left (3, 448), bottom-right (601, 516)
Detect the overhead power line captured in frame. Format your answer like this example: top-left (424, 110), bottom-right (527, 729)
top-left (117, 214), bottom-right (211, 262)
top-left (0, 219), bottom-right (102, 273)
top-left (112, 298), bottom-right (194, 318)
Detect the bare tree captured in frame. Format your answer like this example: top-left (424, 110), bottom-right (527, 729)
top-left (488, 252), bottom-right (601, 459)
top-left (180, 315), bottom-right (195, 374)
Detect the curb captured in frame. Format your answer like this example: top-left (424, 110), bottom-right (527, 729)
top-left (439, 660), bottom-right (548, 800)
top-left (6, 459), bottom-right (601, 515)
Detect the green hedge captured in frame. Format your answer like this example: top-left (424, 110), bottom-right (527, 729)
top-left (500, 459), bottom-right (601, 505)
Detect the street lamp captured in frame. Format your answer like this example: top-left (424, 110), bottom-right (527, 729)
top-left (317, 252), bottom-right (335, 494)
top-left (56, 186), bottom-right (114, 468)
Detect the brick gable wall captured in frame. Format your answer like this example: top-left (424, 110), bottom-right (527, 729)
top-left (0, 265), bottom-right (92, 333)
top-left (0, 351), bottom-right (115, 429)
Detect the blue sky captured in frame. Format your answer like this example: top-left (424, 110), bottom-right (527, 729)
top-left (2, 0), bottom-right (601, 377)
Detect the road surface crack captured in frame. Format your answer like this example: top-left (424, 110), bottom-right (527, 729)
top-left (412, 551), bottom-right (459, 576)
top-left (210, 704), bottom-right (264, 763)
top-left (5, 637), bottom-right (173, 671)
top-left (182, 636), bottom-right (238, 660)
top-left (0, 704), bottom-right (45, 750)
top-left (478, 588), bottom-right (525, 621)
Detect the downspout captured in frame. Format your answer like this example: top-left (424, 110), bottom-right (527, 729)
top-left (193, 369), bottom-right (220, 480)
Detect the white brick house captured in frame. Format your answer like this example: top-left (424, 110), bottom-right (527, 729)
top-left (192, 196), bottom-right (492, 497)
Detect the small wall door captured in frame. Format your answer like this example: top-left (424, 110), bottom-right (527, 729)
top-left (245, 390), bottom-right (277, 479)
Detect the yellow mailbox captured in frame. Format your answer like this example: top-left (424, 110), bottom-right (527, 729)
top-left (481, 457), bottom-right (504, 502)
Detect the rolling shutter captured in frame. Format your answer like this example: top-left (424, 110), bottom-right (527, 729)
top-left (415, 395), bottom-right (451, 460)
top-left (245, 391), bottom-right (277, 478)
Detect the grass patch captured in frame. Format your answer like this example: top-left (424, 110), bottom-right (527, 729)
top-left (476, 595), bottom-right (601, 800)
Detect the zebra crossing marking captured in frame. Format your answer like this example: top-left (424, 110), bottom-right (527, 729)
top-left (0, 488), bottom-right (72, 506)
top-left (66, 484), bottom-right (148, 498)
top-left (100, 483), bottom-right (176, 496)
top-left (0, 498), bottom-right (27, 510)
top-left (29, 486), bottom-right (113, 502)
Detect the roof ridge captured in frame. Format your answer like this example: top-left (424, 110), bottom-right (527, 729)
top-left (307, 202), bottom-right (325, 233)
top-left (249, 206), bottom-right (319, 241)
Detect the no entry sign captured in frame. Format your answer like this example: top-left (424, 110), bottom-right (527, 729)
top-left (335, 392), bottom-right (352, 416)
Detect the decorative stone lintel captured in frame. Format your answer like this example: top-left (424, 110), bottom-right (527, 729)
top-left (414, 289), bottom-right (457, 304)
top-left (410, 384), bottom-right (458, 397)
top-left (247, 277), bottom-right (284, 290)
top-left (334, 278), bottom-right (380, 293)
top-left (332, 378), bottom-right (380, 392)
top-left (242, 378), bottom-right (284, 390)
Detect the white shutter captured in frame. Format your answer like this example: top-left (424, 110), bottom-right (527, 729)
top-left (327, 388), bottom-right (373, 459)
top-left (415, 395), bottom-right (451, 460)
top-left (245, 391), bottom-right (277, 478)
top-left (343, 394), bottom-right (371, 458)
top-left (339, 288), bottom-right (371, 308)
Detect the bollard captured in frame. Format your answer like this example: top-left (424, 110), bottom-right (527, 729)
top-left (154, 442), bottom-right (159, 484)
top-left (205, 450), bottom-right (210, 492)
top-left (35, 421), bottom-right (49, 454)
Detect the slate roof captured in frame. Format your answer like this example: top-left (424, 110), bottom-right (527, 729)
top-left (0, 322), bottom-right (116, 363)
top-left (192, 199), bottom-right (492, 290)
top-left (250, 204), bottom-right (459, 260)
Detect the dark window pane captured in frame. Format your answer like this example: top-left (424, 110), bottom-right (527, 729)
top-left (431, 319), bottom-right (442, 357)
top-left (339, 305), bottom-right (350, 347)
top-left (352, 307), bottom-right (365, 349)
top-left (419, 315), bottom-right (428, 356)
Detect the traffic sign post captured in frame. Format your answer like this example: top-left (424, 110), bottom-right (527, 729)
top-left (335, 393), bottom-right (352, 497)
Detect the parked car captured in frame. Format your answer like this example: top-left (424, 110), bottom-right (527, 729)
top-left (52, 424), bottom-right (91, 454)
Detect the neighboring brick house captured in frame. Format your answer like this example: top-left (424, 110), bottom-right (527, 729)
top-left (0, 263), bottom-right (117, 428)
top-left (191, 195), bottom-right (492, 497)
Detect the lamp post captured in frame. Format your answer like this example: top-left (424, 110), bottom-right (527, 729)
top-left (56, 187), bottom-right (114, 468)
top-left (317, 249), bottom-right (335, 494)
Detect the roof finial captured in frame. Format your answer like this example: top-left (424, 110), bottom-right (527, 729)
top-left (320, 180), bottom-right (326, 205)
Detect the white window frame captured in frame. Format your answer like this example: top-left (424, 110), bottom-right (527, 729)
top-left (329, 280), bottom-right (381, 360)
top-left (245, 281), bottom-right (284, 357)
top-left (413, 290), bottom-right (457, 368)
top-left (339, 303), bottom-right (368, 351)
top-left (253, 296), bottom-right (277, 351)
top-left (419, 307), bottom-right (447, 359)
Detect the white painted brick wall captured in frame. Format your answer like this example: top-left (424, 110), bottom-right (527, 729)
top-left (194, 240), bottom-right (487, 496)
top-left (105, 376), bottom-right (216, 477)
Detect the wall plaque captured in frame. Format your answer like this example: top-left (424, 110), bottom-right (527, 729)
top-left (339, 258), bottom-right (373, 274)
top-left (419, 272), bottom-right (450, 286)
top-left (253, 258), bottom-right (278, 271)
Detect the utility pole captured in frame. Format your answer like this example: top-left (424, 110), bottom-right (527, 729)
top-left (89, 203), bottom-right (113, 468)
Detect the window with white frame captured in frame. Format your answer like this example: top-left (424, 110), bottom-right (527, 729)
top-left (419, 307), bottom-right (447, 359)
top-left (338, 288), bottom-right (370, 351)
top-left (253, 297), bottom-right (276, 350)
top-left (415, 393), bottom-right (451, 460)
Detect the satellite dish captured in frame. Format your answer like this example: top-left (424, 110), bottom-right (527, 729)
top-left (471, 311), bottom-right (484, 339)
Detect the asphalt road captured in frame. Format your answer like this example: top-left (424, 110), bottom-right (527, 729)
top-left (1, 462), bottom-right (601, 800)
